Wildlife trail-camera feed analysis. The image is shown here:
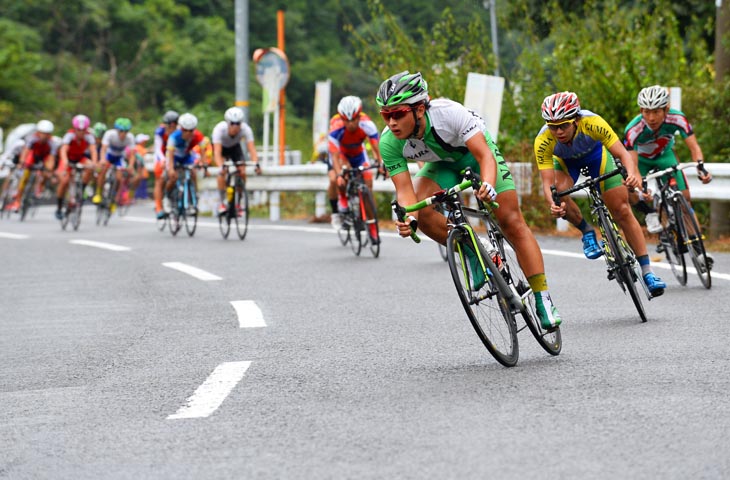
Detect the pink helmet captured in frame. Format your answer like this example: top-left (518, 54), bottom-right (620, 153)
top-left (72, 114), bottom-right (91, 130)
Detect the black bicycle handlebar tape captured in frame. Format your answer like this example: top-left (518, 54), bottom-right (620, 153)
top-left (550, 185), bottom-right (560, 205)
top-left (391, 200), bottom-right (421, 243)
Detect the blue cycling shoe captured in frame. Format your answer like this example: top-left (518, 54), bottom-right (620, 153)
top-left (156, 210), bottom-right (166, 219)
top-left (643, 272), bottom-right (666, 297)
top-left (581, 230), bottom-right (604, 259)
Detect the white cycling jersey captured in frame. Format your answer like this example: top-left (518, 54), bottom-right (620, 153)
top-left (211, 121), bottom-right (254, 148)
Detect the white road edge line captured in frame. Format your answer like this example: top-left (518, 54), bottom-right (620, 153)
top-left (167, 361), bottom-right (251, 420)
top-left (162, 261), bottom-right (222, 281)
top-left (69, 239), bottom-right (131, 251)
top-left (0, 232), bottom-right (29, 240)
top-left (230, 300), bottom-right (266, 328)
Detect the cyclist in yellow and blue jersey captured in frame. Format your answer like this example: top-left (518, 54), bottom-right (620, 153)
top-left (534, 91), bottom-right (666, 297)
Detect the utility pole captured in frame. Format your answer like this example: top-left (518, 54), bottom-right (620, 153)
top-left (234, 0), bottom-right (250, 120)
top-left (716, 0), bottom-right (730, 83)
top-left (484, 0), bottom-right (500, 76)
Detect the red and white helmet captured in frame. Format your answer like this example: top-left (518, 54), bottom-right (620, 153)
top-left (72, 114), bottom-right (90, 130)
top-left (541, 92), bottom-right (581, 123)
top-left (337, 96), bottom-right (362, 121)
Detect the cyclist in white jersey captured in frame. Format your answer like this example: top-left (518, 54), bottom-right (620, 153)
top-left (93, 117), bottom-right (135, 204)
top-left (377, 71), bottom-right (562, 330)
top-left (211, 107), bottom-right (260, 214)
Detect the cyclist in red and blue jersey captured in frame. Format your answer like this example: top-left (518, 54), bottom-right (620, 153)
top-left (623, 85), bottom-right (712, 237)
top-left (534, 91), bottom-right (666, 297)
top-left (153, 110), bottom-right (179, 218)
top-left (8, 120), bottom-right (59, 212)
top-left (56, 114), bottom-right (97, 219)
top-left (164, 112), bottom-right (205, 214)
top-left (93, 117), bottom-right (136, 204)
top-left (329, 96), bottom-right (383, 229)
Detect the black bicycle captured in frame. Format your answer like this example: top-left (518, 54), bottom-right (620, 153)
top-left (218, 159), bottom-right (250, 240)
top-left (60, 162), bottom-right (88, 231)
top-left (168, 164), bottom-right (201, 237)
top-left (644, 162), bottom-right (711, 289)
top-left (336, 164), bottom-right (381, 258)
top-left (394, 167), bottom-right (561, 367)
top-left (552, 166), bottom-right (650, 323)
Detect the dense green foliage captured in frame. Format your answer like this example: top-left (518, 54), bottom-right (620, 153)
top-left (0, 0), bottom-right (726, 164)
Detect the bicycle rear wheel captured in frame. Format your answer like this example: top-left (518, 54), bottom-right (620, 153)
top-left (234, 179), bottom-right (249, 240)
top-left (446, 227), bottom-right (519, 367)
top-left (489, 221), bottom-right (561, 355)
top-left (599, 209), bottom-right (647, 322)
top-left (658, 200), bottom-right (686, 285)
top-left (675, 195), bottom-right (711, 289)
top-left (359, 187), bottom-right (380, 258)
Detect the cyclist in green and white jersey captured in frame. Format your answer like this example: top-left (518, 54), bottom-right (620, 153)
top-left (377, 71), bottom-right (562, 330)
top-left (623, 85), bottom-right (712, 236)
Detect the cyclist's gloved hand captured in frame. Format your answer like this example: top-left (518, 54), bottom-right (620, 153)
top-left (476, 181), bottom-right (497, 202)
top-left (697, 161), bottom-right (712, 184)
top-left (254, 163), bottom-right (262, 175)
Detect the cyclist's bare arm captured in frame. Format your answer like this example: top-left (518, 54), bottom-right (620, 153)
top-left (608, 140), bottom-right (640, 188)
top-left (59, 144), bottom-right (70, 168)
top-left (213, 143), bottom-right (224, 168)
top-left (245, 140), bottom-right (261, 173)
top-left (685, 134), bottom-right (712, 183)
top-left (465, 133), bottom-right (497, 201)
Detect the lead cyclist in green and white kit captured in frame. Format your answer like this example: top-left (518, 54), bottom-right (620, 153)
top-left (377, 71), bottom-right (562, 329)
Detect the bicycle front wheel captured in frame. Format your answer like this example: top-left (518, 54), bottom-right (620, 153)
top-left (348, 193), bottom-right (363, 256)
top-left (599, 209), bottom-right (647, 322)
top-left (184, 185), bottom-right (197, 237)
top-left (675, 195), bottom-right (711, 289)
top-left (658, 199), bottom-right (686, 285)
top-left (234, 179), bottom-right (249, 240)
top-left (168, 191), bottom-right (181, 236)
top-left (446, 227), bottom-right (518, 367)
top-left (493, 224), bottom-right (561, 355)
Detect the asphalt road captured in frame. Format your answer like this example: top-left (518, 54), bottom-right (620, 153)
top-left (1, 202), bottom-right (729, 479)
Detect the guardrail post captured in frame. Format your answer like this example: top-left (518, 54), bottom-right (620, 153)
top-left (315, 191), bottom-right (326, 218)
top-left (710, 200), bottom-right (730, 239)
top-left (269, 191), bottom-right (280, 221)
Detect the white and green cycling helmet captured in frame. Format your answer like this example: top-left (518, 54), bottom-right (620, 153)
top-left (376, 71), bottom-right (429, 107)
top-left (637, 85), bottom-right (669, 109)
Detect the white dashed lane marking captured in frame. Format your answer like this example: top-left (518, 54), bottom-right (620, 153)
top-left (162, 262), bottom-right (222, 281)
top-left (230, 300), bottom-right (266, 328)
top-left (69, 239), bottom-right (131, 251)
top-left (167, 361), bottom-right (252, 419)
top-left (0, 232), bottom-right (29, 240)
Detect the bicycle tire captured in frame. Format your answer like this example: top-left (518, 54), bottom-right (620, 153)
top-left (598, 209), bottom-right (647, 322)
top-left (184, 182), bottom-right (197, 237)
top-left (219, 208), bottom-right (231, 239)
top-left (359, 187), bottom-right (380, 258)
top-left (19, 173), bottom-right (35, 222)
top-left (337, 221), bottom-right (351, 246)
top-left (348, 192), bottom-right (363, 256)
top-left (658, 198), bottom-right (686, 285)
top-left (157, 214), bottom-right (168, 232)
top-left (168, 190), bottom-right (181, 236)
top-left (674, 195), bottom-right (711, 289)
top-left (234, 178), bottom-right (249, 240)
top-left (0, 176), bottom-right (16, 219)
top-left (446, 226), bottom-right (519, 367)
top-left (485, 218), bottom-right (561, 355)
